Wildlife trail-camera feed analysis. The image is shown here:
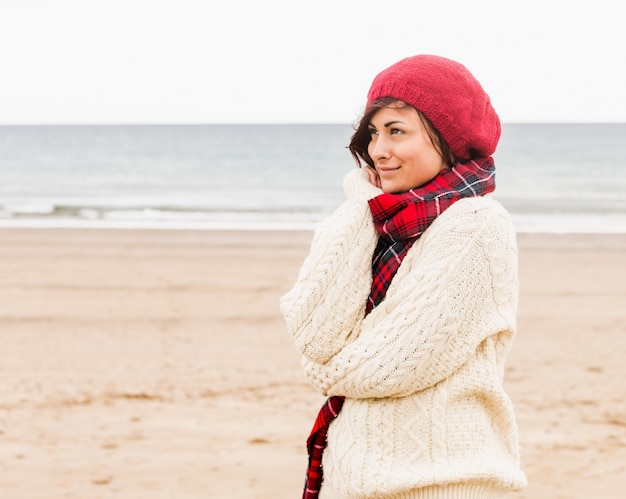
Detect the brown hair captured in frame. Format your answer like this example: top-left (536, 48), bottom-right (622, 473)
top-left (348, 98), bottom-right (457, 169)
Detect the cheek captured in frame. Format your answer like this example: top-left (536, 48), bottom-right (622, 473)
top-left (416, 142), bottom-right (445, 171)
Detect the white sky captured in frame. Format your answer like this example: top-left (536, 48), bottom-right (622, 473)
top-left (1, 0), bottom-right (624, 124)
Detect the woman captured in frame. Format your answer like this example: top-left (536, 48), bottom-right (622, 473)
top-left (281, 55), bottom-right (527, 498)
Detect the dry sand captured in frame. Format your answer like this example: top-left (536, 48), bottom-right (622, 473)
top-left (0, 228), bottom-right (624, 498)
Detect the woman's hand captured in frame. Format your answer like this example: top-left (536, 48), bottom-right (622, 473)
top-left (363, 165), bottom-right (381, 189)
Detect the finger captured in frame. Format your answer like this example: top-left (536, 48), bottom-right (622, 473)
top-left (365, 166), bottom-right (381, 188)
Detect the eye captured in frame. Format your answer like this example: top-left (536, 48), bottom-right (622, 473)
top-left (368, 126), bottom-right (378, 136)
top-left (390, 127), bottom-right (404, 135)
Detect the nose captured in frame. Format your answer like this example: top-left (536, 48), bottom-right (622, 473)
top-left (369, 135), bottom-right (391, 162)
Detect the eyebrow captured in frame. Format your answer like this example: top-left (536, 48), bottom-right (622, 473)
top-left (368, 120), bottom-right (406, 128)
top-left (384, 120), bottom-right (405, 127)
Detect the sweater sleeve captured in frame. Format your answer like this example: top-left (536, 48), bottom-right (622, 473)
top-left (301, 199), bottom-right (519, 398)
top-left (279, 169), bottom-right (382, 364)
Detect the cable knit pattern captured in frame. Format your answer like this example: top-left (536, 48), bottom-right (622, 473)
top-left (280, 169), bottom-right (527, 497)
top-left (281, 169), bottom-right (382, 364)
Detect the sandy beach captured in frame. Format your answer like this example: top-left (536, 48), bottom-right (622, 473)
top-left (0, 227), bottom-right (624, 498)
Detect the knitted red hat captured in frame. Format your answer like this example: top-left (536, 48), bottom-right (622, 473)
top-left (367, 55), bottom-right (501, 161)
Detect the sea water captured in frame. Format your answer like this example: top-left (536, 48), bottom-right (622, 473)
top-left (0, 123), bottom-right (625, 232)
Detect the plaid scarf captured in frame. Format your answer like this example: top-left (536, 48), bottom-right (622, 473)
top-left (303, 396), bottom-right (345, 498)
top-left (302, 157), bottom-right (496, 499)
top-left (366, 157), bottom-right (496, 312)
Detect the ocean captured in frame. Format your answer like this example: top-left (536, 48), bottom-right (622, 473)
top-left (1, 123), bottom-right (625, 233)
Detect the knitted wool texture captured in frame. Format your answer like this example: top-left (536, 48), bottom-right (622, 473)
top-left (367, 54), bottom-right (501, 161)
top-left (303, 158), bottom-right (496, 499)
top-left (280, 169), bottom-right (527, 497)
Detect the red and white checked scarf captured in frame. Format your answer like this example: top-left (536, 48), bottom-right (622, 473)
top-left (302, 157), bottom-right (496, 499)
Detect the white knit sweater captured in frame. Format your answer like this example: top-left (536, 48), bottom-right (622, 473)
top-left (281, 169), bottom-right (527, 498)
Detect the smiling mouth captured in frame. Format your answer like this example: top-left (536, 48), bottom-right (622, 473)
top-left (377, 166), bottom-right (400, 175)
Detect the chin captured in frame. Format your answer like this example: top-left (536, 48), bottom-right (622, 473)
top-left (381, 184), bottom-right (405, 194)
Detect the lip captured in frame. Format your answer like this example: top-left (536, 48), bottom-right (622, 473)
top-left (377, 166), bottom-right (400, 176)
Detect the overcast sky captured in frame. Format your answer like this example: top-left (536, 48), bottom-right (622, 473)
top-left (1, 0), bottom-right (624, 124)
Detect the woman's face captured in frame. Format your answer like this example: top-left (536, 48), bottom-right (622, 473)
top-left (367, 105), bottom-right (447, 193)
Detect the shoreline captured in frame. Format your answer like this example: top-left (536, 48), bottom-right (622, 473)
top-left (2, 216), bottom-right (626, 234)
top-left (4, 224), bottom-right (626, 240)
